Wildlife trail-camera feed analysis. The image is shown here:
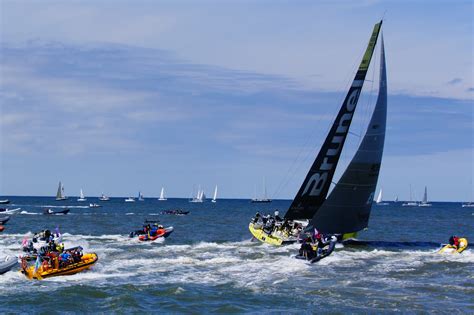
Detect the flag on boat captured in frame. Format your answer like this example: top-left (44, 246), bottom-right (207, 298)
top-left (21, 236), bottom-right (28, 247)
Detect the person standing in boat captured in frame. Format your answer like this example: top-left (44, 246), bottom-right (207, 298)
top-left (252, 212), bottom-right (261, 224)
top-left (263, 215), bottom-right (275, 234)
top-left (274, 210), bottom-right (283, 223)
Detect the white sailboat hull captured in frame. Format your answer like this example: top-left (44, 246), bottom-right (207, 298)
top-left (402, 202), bottom-right (419, 207)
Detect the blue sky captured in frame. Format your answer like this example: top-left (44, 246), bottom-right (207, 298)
top-left (0, 1), bottom-right (472, 201)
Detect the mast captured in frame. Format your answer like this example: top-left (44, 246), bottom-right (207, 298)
top-left (263, 177), bottom-right (267, 200)
top-left (309, 32), bottom-right (387, 233)
top-left (285, 21), bottom-right (383, 220)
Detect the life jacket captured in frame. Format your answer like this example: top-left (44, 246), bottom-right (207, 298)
top-left (453, 237), bottom-right (460, 247)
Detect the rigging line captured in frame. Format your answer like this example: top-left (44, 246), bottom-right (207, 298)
top-left (273, 47), bottom-right (363, 201)
top-left (272, 45), bottom-right (366, 200)
top-left (349, 131), bottom-right (361, 138)
top-left (359, 38), bottom-right (378, 147)
top-left (274, 38), bottom-right (367, 198)
top-left (334, 36), bottom-right (379, 192)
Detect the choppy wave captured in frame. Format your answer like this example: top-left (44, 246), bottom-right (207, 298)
top-left (1, 232), bottom-right (472, 292)
top-left (20, 211), bottom-right (41, 215)
top-left (14, 204), bottom-right (90, 209)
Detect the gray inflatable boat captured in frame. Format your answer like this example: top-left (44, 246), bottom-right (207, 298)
top-left (0, 256), bottom-right (18, 274)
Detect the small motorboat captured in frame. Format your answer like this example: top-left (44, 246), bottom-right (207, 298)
top-left (0, 256), bottom-right (18, 274)
top-left (89, 203), bottom-right (102, 208)
top-left (0, 199), bottom-right (10, 204)
top-left (0, 216), bottom-right (10, 225)
top-left (138, 227), bottom-right (174, 241)
top-left (160, 209), bottom-right (189, 216)
top-left (98, 193), bottom-right (110, 201)
top-left (43, 208), bottom-right (70, 215)
top-left (125, 197), bottom-right (135, 202)
top-left (0, 208), bottom-right (21, 214)
top-left (21, 247), bottom-right (98, 280)
top-left (295, 235), bottom-right (337, 264)
top-left (129, 222), bottom-right (173, 241)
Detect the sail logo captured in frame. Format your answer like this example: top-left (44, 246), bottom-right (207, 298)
top-left (302, 87), bottom-right (361, 197)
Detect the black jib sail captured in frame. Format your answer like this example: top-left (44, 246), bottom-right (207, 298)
top-left (285, 21), bottom-right (382, 220)
top-left (309, 35), bottom-right (387, 234)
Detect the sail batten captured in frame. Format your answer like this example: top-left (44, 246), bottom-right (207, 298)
top-left (309, 33), bottom-right (387, 234)
top-left (285, 21), bottom-right (383, 220)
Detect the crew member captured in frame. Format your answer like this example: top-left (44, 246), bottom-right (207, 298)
top-left (252, 212), bottom-right (261, 224)
top-left (156, 225), bottom-right (166, 236)
top-left (449, 235), bottom-right (469, 253)
top-left (274, 210), bottom-right (283, 223)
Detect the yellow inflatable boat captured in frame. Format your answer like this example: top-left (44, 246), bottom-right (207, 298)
top-left (22, 253), bottom-right (98, 280)
top-left (438, 237), bottom-right (468, 254)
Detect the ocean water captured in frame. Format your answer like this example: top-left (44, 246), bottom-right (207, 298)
top-left (0, 196), bottom-right (473, 313)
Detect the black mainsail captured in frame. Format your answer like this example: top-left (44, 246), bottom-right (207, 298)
top-left (309, 35), bottom-right (387, 234)
top-left (285, 21), bottom-right (382, 220)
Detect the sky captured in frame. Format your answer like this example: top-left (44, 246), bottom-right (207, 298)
top-left (0, 0), bottom-right (473, 201)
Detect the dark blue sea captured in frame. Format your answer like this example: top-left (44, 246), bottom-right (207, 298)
top-left (0, 196), bottom-right (473, 313)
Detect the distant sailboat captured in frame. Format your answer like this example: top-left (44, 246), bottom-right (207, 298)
top-left (375, 188), bottom-right (389, 205)
top-left (190, 186), bottom-right (205, 203)
top-left (251, 177), bottom-right (272, 203)
top-left (158, 187), bottom-right (167, 201)
top-left (394, 195), bottom-right (399, 203)
top-left (138, 191), bottom-right (144, 201)
top-left (402, 184), bottom-right (419, 206)
top-left (99, 193), bottom-right (110, 201)
top-left (77, 189), bottom-right (87, 202)
top-left (55, 181), bottom-right (68, 201)
top-left (419, 186), bottom-right (432, 207)
top-left (211, 185), bottom-right (218, 203)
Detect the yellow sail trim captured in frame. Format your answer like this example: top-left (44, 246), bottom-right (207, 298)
top-left (342, 232), bottom-right (358, 240)
top-left (358, 21), bottom-right (382, 71)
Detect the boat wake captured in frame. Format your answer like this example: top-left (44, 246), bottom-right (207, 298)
top-left (20, 211), bottom-right (41, 215)
top-left (1, 233), bottom-right (472, 297)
